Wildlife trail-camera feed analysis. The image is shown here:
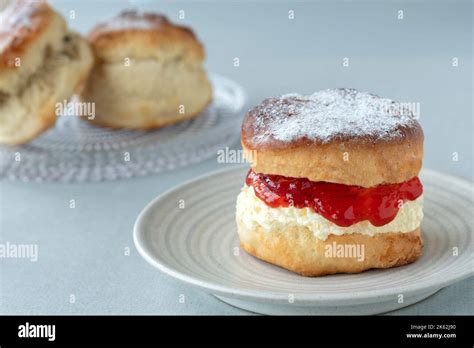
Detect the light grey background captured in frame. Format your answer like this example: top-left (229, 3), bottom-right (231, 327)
top-left (0, 0), bottom-right (472, 314)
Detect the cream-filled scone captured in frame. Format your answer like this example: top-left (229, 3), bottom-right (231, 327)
top-left (236, 88), bottom-right (424, 276)
top-left (79, 10), bottom-right (212, 129)
top-left (0, 0), bottom-right (93, 145)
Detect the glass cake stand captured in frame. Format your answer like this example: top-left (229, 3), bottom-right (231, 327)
top-left (0, 74), bottom-right (246, 182)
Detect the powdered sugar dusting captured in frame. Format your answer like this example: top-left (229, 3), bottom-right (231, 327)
top-left (0, 1), bottom-right (37, 52)
top-left (248, 88), bottom-right (418, 145)
top-left (97, 10), bottom-right (166, 33)
top-left (0, 2), bottom-right (34, 29)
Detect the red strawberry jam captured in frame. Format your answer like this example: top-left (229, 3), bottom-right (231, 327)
top-left (245, 169), bottom-right (423, 227)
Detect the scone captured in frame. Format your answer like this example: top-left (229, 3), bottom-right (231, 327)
top-left (236, 88), bottom-right (424, 276)
top-left (0, 0), bottom-right (93, 145)
top-left (79, 10), bottom-right (212, 129)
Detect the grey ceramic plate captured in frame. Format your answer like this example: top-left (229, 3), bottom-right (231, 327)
top-left (134, 166), bottom-right (474, 315)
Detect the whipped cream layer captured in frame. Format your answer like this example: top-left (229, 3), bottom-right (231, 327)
top-left (236, 186), bottom-right (423, 241)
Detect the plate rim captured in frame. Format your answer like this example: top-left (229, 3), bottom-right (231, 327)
top-left (134, 166), bottom-right (474, 303)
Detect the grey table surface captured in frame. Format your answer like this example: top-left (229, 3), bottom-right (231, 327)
top-left (0, 0), bottom-right (472, 315)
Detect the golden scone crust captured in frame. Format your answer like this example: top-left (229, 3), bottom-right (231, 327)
top-left (0, 0), bottom-right (93, 144)
top-left (80, 10), bottom-right (212, 129)
top-left (236, 217), bottom-right (423, 277)
top-left (87, 11), bottom-right (205, 63)
top-left (242, 89), bottom-right (423, 187)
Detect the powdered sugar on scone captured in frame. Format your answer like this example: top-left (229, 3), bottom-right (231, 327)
top-left (93, 10), bottom-right (166, 34)
top-left (0, 1), bottom-right (40, 53)
top-left (246, 88), bottom-right (418, 145)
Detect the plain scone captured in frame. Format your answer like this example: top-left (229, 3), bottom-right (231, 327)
top-left (0, 0), bottom-right (93, 145)
top-left (79, 10), bottom-right (212, 129)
